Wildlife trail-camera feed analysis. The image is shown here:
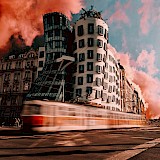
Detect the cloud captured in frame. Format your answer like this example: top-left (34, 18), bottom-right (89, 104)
top-left (108, 43), bottom-right (160, 119)
top-left (122, 34), bottom-right (128, 51)
top-left (109, 1), bottom-right (130, 25)
top-left (136, 50), bottom-right (159, 76)
top-left (138, 0), bottom-right (153, 35)
top-left (138, 0), bottom-right (160, 35)
top-left (0, 0), bottom-right (83, 51)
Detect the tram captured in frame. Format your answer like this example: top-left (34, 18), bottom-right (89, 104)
top-left (21, 100), bottom-right (146, 132)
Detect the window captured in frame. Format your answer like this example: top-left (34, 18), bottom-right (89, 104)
top-left (54, 14), bottom-right (60, 25)
top-left (113, 86), bottom-right (116, 92)
top-left (38, 61), bottom-right (43, 67)
top-left (24, 82), bottom-right (30, 90)
top-left (76, 88), bottom-right (82, 97)
top-left (78, 77), bottom-right (83, 85)
top-left (87, 50), bottom-right (93, 59)
top-left (15, 61), bottom-right (21, 69)
top-left (104, 42), bottom-right (107, 51)
top-left (88, 38), bottom-right (94, 47)
top-left (104, 29), bottom-right (107, 39)
top-left (13, 84), bottom-right (19, 92)
top-left (95, 90), bottom-right (101, 99)
top-left (88, 23), bottom-right (94, 34)
top-left (112, 95), bottom-right (115, 102)
top-left (79, 39), bottom-right (85, 48)
top-left (87, 74), bottom-right (93, 83)
top-left (31, 61), bottom-right (34, 66)
top-left (73, 42), bottom-right (77, 51)
top-left (97, 53), bottom-right (102, 61)
top-left (108, 86), bottom-right (112, 93)
top-left (48, 41), bottom-right (53, 49)
top-left (73, 64), bottom-right (77, 73)
top-left (55, 29), bottom-right (60, 36)
top-left (25, 71), bottom-right (31, 78)
top-left (104, 72), bottom-right (108, 80)
top-left (14, 72), bottom-right (20, 81)
top-left (46, 53), bottom-right (53, 61)
top-left (62, 17), bottom-right (66, 25)
top-left (103, 82), bottom-right (108, 90)
top-left (102, 92), bottom-right (107, 101)
top-left (96, 65), bottom-right (101, 73)
top-left (47, 16), bottom-right (53, 26)
top-left (48, 30), bottom-right (53, 37)
top-left (96, 78), bottom-right (101, 86)
top-left (78, 25), bottom-right (84, 36)
top-left (107, 32), bottom-right (109, 43)
top-left (97, 39), bottom-right (103, 48)
top-left (86, 87), bottom-right (92, 95)
top-left (74, 53), bottom-right (77, 62)
top-left (79, 53), bottom-right (85, 62)
top-left (62, 41), bottom-right (67, 49)
top-left (39, 51), bottom-right (44, 58)
top-left (87, 62), bottom-right (93, 71)
top-left (72, 76), bottom-right (76, 84)
top-left (79, 65), bottom-right (84, 73)
top-left (98, 25), bottom-right (103, 35)
top-left (55, 41), bottom-right (60, 48)
top-left (105, 62), bottom-right (108, 69)
top-left (109, 65), bottom-right (112, 72)
top-left (109, 75), bottom-right (112, 82)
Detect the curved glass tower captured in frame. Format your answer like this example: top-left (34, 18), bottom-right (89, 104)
top-left (26, 12), bottom-right (74, 101)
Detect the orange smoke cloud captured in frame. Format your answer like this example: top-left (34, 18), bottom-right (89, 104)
top-left (0, 0), bottom-right (83, 49)
top-left (108, 44), bottom-right (160, 119)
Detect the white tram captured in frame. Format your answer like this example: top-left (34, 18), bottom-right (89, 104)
top-left (21, 100), bottom-right (146, 132)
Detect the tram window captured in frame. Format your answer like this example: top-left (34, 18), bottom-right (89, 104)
top-left (22, 104), bottom-right (41, 115)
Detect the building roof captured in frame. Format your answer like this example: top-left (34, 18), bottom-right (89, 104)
top-left (80, 6), bottom-right (103, 20)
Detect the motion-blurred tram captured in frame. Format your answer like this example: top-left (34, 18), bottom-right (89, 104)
top-left (21, 100), bottom-right (146, 132)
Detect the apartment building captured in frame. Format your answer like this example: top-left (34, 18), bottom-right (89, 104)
top-left (0, 48), bottom-right (45, 118)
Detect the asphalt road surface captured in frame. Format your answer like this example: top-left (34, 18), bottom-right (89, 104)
top-left (0, 126), bottom-right (160, 160)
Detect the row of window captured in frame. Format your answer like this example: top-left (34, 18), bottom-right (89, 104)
top-left (74, 63), bottom-right (118, 77)
top-left (46, 40), bottom-right (67, 49)
top-left (75, 63), bottom-right (102, 73)
top-left (4, 70), bottom-right (35, 81)
top-left (77, 24), bottom-right (108, 40)
top-left (73, 38), bottom-right (107, 50)
top-left (3, 82), bottom-right (30, 93)
top-left (75, 88), bottom-right (119, 103)
top-left (76, 52), bottom-right (107, 62)
top-left (44, 14), bottom-right (68, 27)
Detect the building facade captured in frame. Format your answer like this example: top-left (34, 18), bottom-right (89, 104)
top-left (119, 62), bottom-right (145, 114)
top-left (0, 48), bottom-right (45, 118)
top-left (26, 12), bottom-right (74, 101)
top-left (72, 8), bottom-right (121, 111)
top-left (0, 9), bottom-right (145, 119)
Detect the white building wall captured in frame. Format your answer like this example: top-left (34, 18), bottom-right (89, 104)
top-left (73, 16), bottom-right (121, 111)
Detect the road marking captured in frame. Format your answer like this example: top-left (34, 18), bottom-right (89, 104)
top-left (29, 135), bottom-right (53, 148)
top-left (105, 138), bottom-right (160, 160)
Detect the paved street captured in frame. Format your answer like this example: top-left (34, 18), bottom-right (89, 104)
top-left (0, 126), bottom-right (160, 160)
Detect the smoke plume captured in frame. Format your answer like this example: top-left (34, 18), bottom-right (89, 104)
top-left (0, 0), bottom-right (83, 57)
